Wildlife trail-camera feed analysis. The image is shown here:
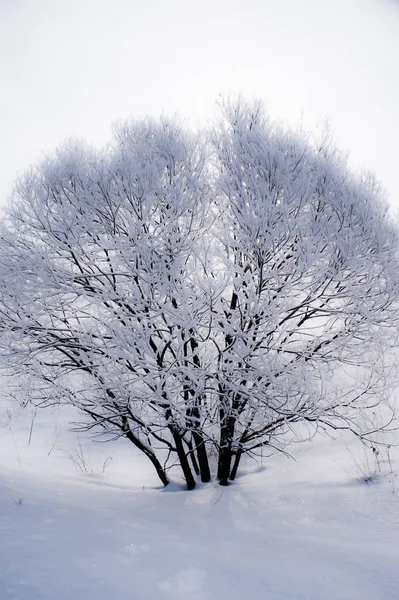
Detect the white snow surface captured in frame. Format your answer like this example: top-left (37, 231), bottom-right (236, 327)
top-left (1, 403), bottom-right (399, 600)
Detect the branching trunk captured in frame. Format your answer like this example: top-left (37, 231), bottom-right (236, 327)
top-left (184, 337), bottom-right (211, 483)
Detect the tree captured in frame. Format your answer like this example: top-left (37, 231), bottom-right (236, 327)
top-left (0, 100), bottom-right (397, 489)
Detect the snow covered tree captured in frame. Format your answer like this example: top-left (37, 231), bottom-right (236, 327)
top-left (0, 100), bottom-right (397, 489)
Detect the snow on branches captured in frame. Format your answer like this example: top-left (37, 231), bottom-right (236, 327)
top-left (0, 100), bottom-right (398, 489)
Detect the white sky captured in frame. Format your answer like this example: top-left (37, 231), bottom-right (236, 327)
top-left (1, 0), bottom-right (399, 212)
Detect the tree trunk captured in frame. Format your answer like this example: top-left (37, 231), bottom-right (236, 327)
top-left (217, 415), bottom-right (236, 486)
top-left (123, 425), bottom-right (169, 487)
top-left (193, 430), bottom-right (211, 482)
top-left (229, 448), bottom-right (243, 481)
top-left (186, 437), bottom-right (200, 475)
top-left (218, 446), bottom-right (232, 486)
top-left (170, 427), bottom-right (196, 490)
top-left (185, 337), bottom-right (211, 483)
top-left (144, 449), bottom-right (170, 487)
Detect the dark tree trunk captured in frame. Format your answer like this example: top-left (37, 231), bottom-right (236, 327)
top-left (186, 437), bottom-right (200, 475)
top-left (144, 449), bottom-right (170, 487)
top-left (229, 448), bottom-right (243, 481)
top-left (193, 429), bottom-right (211, 482)
top-left (218, 446), bottom-right (232, 486)
top-left (184, 337), bottom-right (211, 483)
top-left (170, 427), bottom-right (196, 490)
top-left (122, 423), bottom-right (169, 487)
top-left (217, 414), bottom-right (236, 486)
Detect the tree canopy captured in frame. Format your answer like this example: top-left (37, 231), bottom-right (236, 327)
top-left (0, 100), bottom-right (398, 489)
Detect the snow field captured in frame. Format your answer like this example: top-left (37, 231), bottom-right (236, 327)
top-left (1, 404), bottom-right (398, 600)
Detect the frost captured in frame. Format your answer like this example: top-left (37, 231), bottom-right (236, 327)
top-left (0, 100), bottom-right (398, 489)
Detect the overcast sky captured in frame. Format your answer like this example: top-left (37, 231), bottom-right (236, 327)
top-left (1, 0), bottom-right (399, 212)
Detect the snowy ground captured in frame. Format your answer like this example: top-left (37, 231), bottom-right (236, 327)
top-left (1, 402), bottom-right (399, 600)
